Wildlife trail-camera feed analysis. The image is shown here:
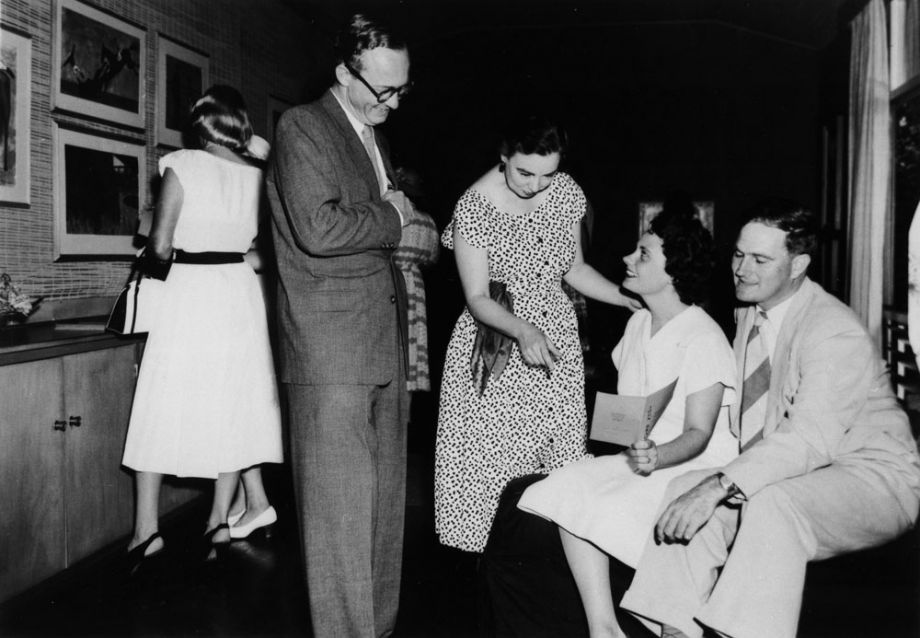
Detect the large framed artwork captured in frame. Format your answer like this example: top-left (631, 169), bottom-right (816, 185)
top-left (0, 25), bottom-right (32, 205)
top-left (53, 124), bottom-right (147, 258)
top-left (156, 34), bottom-right (208, 148)
top-left (638, 201), bottom-right (714, 237)
top-left (52, 0), bottom-right (146, 128)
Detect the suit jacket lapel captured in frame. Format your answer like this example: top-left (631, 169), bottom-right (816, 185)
top-left (730, 278), bottom-right (816, 439)
top-left (762, 277), bottom-right (817, 438)
top-left (319, 90), bottom-right (382, 196)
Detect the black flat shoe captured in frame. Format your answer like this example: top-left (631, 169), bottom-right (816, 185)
top-left (126, 532), bottom-right (164, 575)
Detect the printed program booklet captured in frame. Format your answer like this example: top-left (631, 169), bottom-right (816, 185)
top-left (589, 379), bottom-right (678, 446)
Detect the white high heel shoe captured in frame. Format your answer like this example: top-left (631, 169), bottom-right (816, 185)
top-left (227, 509), bottom-right (245, 527)
top-left (229, 506), bottom-right (277, 540)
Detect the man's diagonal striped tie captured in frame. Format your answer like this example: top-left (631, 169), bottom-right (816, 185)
top-left (361, 126), bottom-right (387, 194)
top-left (740, 310), bottom-right (771, 452)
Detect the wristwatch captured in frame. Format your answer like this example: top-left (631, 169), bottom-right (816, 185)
top-left (716, 472), bottom-right (740, 497)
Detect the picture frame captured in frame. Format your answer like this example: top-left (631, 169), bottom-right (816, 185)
top-left (0, 25), bottom-right (32, 205)
top-left (52, 0), bottom-right (146, 128)
top-left (638, 200), bottom-right (714, 237)
top-left (156, 34), bottom-right (208, 148)
top-left (53, 124), bottom-right (147, 259)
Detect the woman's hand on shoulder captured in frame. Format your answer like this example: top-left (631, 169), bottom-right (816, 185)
top-left (617, 287), bottom-right (644, 311)
top-left (626, 439), bottom-right (658, 475)
top-left (514, 321), bottom-right (560, 373)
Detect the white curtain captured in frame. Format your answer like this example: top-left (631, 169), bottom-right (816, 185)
top-left (848, 0), bottom-right (890, 347)
top-left (891, 0), bottom-right (920, 89)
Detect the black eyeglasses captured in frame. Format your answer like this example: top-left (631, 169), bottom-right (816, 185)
top-left (345, 63), bottom-right (412, 103)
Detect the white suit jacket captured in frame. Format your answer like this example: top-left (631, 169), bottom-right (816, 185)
top-left (724, 278), bottom-right (920, 523)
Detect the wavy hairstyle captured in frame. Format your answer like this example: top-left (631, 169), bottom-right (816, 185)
top-left (190, 85), bottom-right (253, 152)
top-left (649, 200), bottom-right (715, 305)
top-left (744, 198), bottom-right (818, 257)
top-left (334, 13), bottom-right (407, 71)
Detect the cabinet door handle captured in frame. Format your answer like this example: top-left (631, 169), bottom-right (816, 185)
top-left (69, 416), bottom-right (82, 428)
top-left (53, 420), bottom-right (66, 431)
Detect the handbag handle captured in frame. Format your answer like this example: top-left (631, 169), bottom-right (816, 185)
top-left (134, 248), bottom-right (173, 281)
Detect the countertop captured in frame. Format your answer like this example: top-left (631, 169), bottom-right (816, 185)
top-left (0, 320), bottom-right (144, 366)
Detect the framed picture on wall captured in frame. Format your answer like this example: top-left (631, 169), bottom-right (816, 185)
top-left (53, 124), bottom-right (147, 258)
top-left (156, 34), bottom-right (208, 148)
top-left (52, 0), bottom-right (146, 128)
top-left (638, 201), bottom-right (714, 237)
top-left (0, 25), bottom-right (32, 205)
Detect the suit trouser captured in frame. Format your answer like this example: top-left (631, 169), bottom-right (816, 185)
top-left (621, 464), bottom-right (914, 638)
top-left (285, 377), bottom-right (408, 638)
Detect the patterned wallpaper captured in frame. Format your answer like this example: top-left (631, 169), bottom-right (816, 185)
top-left (0, 0), bottom-right (314, 311)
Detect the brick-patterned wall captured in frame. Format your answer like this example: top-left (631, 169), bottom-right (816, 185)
top-left (0, 0), bottom-right (315, 307)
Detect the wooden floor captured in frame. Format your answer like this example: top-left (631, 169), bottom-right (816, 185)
top-left (1, 422), bottom-right (918, 637)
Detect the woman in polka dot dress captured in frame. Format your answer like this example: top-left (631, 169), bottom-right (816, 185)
top-left (435, 117), bottom-right (637, 553)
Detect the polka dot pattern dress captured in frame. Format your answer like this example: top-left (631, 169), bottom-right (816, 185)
top-left (435, 172), bottom-right (589, 553)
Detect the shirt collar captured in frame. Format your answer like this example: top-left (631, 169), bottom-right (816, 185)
top-left (330, 89), bottom-right (368, 138)
top-left (756, 282), bottom-right (803, 330)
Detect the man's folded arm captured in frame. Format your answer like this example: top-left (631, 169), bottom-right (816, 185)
top-left (272, 114), bottom-right (402, 257)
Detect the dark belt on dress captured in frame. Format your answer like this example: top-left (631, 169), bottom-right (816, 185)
top-left (173, 250), bottom-right (245, 264)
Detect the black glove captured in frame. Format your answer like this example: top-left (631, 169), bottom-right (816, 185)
top-left (136, 248), bottom-right (173, 281)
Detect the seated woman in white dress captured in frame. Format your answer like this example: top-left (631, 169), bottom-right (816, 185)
top-left (517, 203), bottom-right (738, 638)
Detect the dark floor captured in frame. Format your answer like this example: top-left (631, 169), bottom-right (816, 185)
top-left (0, 424), bottom-right (484, 638)
top-left (1, 426), bottom-right (919, 638)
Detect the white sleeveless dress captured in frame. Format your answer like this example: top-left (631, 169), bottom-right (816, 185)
top-left (122, 149), bottom-right (283, 478)
top-left (518, 306), bottom-right (738, 567)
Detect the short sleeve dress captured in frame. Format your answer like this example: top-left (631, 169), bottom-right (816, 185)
top-left (122, 149), bottom-right (283, 478)
top-left (435, 172), bottom-right (589, 553)
top-left (518, 305), bottom-right (738, 567)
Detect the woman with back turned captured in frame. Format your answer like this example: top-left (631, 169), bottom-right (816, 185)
top-left (122, 85), bottom-right (282, 569)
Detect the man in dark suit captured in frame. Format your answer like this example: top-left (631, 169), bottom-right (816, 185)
top-left (266, 14), bottom-right (416, 638)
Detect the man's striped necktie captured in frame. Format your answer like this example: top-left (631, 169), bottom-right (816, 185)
top-left (740, 310), bottom-right (771, 452)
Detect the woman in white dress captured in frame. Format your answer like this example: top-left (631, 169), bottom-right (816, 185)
top-left (122, 86), bottom-right (283, 566)
top-left (517, 203), bottom-right (738, 638)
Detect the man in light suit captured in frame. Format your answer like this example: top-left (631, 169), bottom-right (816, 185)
top-left (621, 202), bottom-right (920, 638)
top-left (266, 14), bottom-right (416, 638)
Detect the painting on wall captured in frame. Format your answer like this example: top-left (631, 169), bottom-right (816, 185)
top-left (53, 124), bottom-right (147, 258)
top-left (53, 0), bottom-right (146, 128)
top-left (0, 25), bottom-right (32, 205)
top-left (156, 34), bottom-right (208, 148)
top-left (638, 200), bottom-right (714, 237)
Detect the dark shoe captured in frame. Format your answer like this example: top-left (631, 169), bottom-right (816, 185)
top-left (203, 522), bottom-right (231, 543)
top-left (202, 523), bottom-right (230, 561)
top-left (126, 531), bottom-right (164, 575)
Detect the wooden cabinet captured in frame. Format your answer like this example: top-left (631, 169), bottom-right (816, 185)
top-left (0, 358), bottom-right (67, 603)
top-left (0, 339), bottom-right (200, 603)
top-left (62, 347), bottom-right (136, 564)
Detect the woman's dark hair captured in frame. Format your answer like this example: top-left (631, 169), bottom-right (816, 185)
top-left (499, 115), bottom-right (568, 159)
top-left (334, 13), bottom-right (406, 70)
top-left (190, 85), bottom-right (253, 152)
top-left (649, 199), bottom-right (714, 305)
